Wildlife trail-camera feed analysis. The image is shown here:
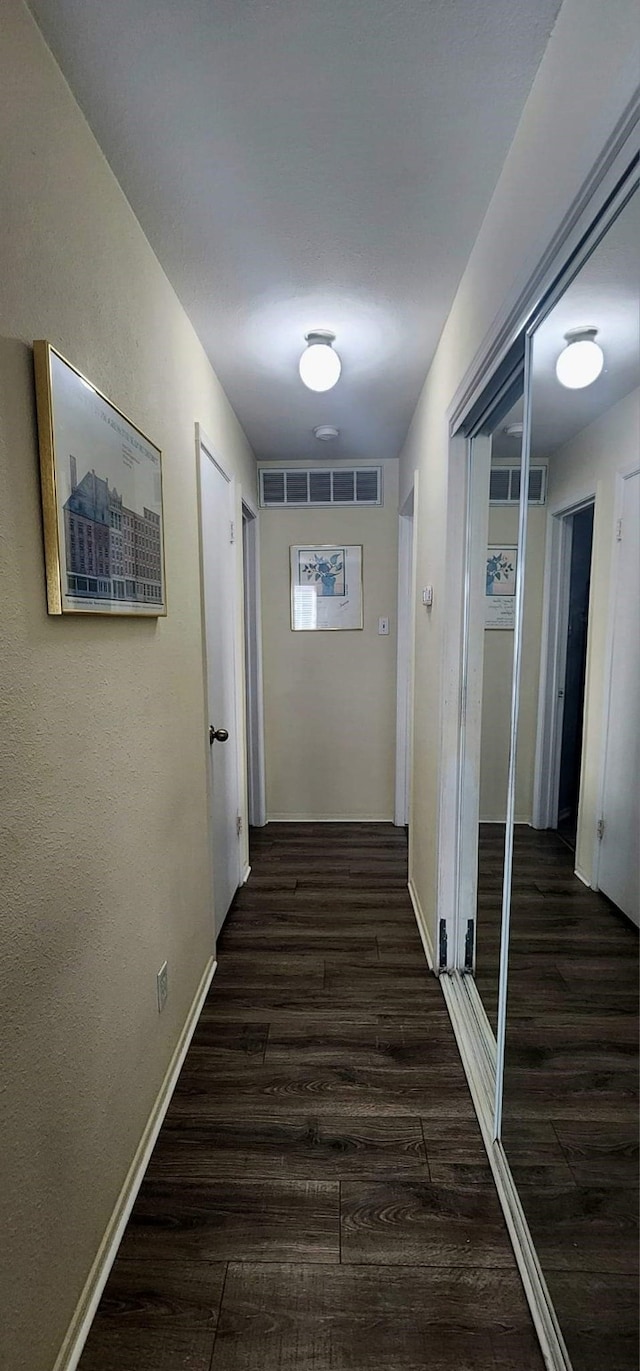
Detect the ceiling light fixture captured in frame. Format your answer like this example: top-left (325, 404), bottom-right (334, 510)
top-left (555, 327), bottom-right (604, 390)
top-left (504, 422), bottom-right (524, 437)
top-left (313, 425), bottom-right (339, 442)
top-left (299, 330), bottom-right (341, 392)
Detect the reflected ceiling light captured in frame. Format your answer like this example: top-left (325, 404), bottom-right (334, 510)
top-left (555, 327), bottom-right (604, 389)
top-left (313, 425), bottom-right (339, 442)
top-left (504, 422), bottom-right (524, 437)
top-left (299, 330), bottom-right (341, 392)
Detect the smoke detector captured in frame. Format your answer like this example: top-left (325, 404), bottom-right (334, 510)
top-left (313, 425), bottom-right (340, 442)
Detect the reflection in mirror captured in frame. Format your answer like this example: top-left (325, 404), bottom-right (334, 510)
top-left (479, 398), bottom-right (553, 1033)
top-left (502, 187), bottom-right (639, 1371)
top-left (473, 414), bottom-right (519, 1028)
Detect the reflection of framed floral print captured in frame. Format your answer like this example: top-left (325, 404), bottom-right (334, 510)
top-left (290, 544), bottom-right (363, 630)
top-left (485, 545), bottom-right (517, 629)
top-left (34, 341), bottom-right (166, 616)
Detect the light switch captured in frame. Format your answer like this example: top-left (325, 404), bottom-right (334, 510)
top-left (422, 586), bottom-right (434, 607)
top-left (378, 617), bottom-right (390, 635)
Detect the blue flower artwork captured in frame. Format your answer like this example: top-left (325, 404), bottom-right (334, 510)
top-left (486, 549), bottom-right (515, 595)
top-left (298, 548), bottom-right (346, 598)
top-left (291, 544), bottom-right (362, 630)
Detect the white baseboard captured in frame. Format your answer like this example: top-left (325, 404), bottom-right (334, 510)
top-left (408, 874), bottom-right (434, 971)
top-left (441, 972), bottom-right (572, 1371)
top-left (479, 818), bottom-right (532, 825)
top-left (241, 863), bottom-right (251, 884)
top-left (266, 813), bottom-right (394, 822)
top-left (53, 956), bottom-right (217, 1371)
top-left (574, 865), bottom-right (591, 888)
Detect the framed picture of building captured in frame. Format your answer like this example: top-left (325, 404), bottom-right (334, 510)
top-left (290, 544), bottom-right (363, 630)
top-left (33, 341), bottom-right (166, 616)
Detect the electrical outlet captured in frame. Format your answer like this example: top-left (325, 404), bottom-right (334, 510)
top-left (157, 961), bottom-right (168, 1013)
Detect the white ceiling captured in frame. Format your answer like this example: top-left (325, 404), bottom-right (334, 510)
top-left (493, 187), bottom-right (639, 461)
top-left (29, 0), bottom-right (562, 462)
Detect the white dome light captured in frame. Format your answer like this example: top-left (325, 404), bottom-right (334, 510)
top-left (555, 328), bottom-right (604, 390)
top-left (299, 330), bottom-right (341, 392)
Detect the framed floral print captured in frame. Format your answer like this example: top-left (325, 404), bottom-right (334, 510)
top-left (485, 544), bottom-right (517, 628)
top-left (290, 544), bottom-right (363, 630)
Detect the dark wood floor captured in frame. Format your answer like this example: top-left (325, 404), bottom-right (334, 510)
top-left (476, 825), bottom-right (639, 1371)
top-left (78, 823), bottom-right (543, 1371)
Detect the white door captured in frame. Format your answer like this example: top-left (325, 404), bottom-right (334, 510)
top-left (598, 469), bottom-right (639, 926)
top-left (200, 440), bottom-right (241, 935)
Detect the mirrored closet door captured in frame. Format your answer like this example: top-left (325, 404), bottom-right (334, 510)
top-left (500, 183), bottom-right (640, 1371)
top-left (455, 169), bottom-right (639, 1371)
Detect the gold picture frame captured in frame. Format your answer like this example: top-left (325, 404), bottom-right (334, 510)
top-left (290, 544), bottom-right (364, 630)
top-left (33, 340), bottom-right (167, 616)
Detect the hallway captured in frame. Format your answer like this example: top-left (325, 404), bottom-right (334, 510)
top-left (78, 824), bottom-right (543, 1370)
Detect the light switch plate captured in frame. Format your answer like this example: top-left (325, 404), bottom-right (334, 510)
top-left (378, 617), bottom-right (389, 635)
top-left (157, 961), bottom-right (168, 1013)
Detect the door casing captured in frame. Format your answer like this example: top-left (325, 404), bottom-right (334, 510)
top-left (532, 495), bottom-right (595, 835)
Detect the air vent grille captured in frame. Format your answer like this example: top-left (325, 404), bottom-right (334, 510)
top-left (259, 466), bottom-right (382, 508)
top-left (309, 470), bottom-right (331, 503)
top-left (332, 470), bottom-right (355, 502)
top-left (260, 470), bottom-right (285, 505)
top-left (489, 466), bottom-right (547, 505)
top-left (356, 469), bottom-right (380, 503)
top-left (285, 471), bottom-right (309, 503)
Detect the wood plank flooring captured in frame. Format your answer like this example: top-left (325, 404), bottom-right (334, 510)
top-left (78, 823), bottom-right (543, 1371)
top-left (477, 825), bottom-right (639, 1371)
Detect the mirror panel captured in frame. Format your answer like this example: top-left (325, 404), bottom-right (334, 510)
top-left (501, 187), bottom-right (640, 1371)
top-left (474, 415), bottom-right (521, 1029)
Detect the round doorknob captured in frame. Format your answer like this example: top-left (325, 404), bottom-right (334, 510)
top-left (209, 726), bottom-right (229, 745)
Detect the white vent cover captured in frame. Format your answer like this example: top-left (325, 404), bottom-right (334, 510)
top-left (259, 467), bottom-right (382, 508)
top-left (489, 466), bottom-right (547, 505)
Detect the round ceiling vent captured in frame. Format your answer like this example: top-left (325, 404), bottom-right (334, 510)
top-left (313, 425), bottom-right (340, 442)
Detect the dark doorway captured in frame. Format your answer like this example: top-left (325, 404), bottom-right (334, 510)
top-left (557, 503), bottom-right (594, 848)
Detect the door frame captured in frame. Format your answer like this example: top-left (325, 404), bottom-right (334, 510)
top-left (593, 461), bottom-right (640, 893)
top-left (453, 433), bottom-right (493, 972)
top-left (532, 493), bottom-right (596, 832)
top-left (195, 423), bottom-right (245, 934)
top-left (242, 494), bottom-right (267, 831)
top-left (394, 485), bottom-right (416, 826)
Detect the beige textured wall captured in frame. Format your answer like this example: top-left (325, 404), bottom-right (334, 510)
top-left (545, 387), bottom-right (639, 882)
top-left (480, 502), bottom-right (547, 823)
top-left (261, 461), bottom-right (399, 819)
top-left (398, 0), bottom-right (639, 952)
top-left (0, 5), bottom-right (255, 1370)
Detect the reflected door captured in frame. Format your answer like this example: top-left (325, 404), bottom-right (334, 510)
top-left (557, 504), bottom-right (594, 846)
